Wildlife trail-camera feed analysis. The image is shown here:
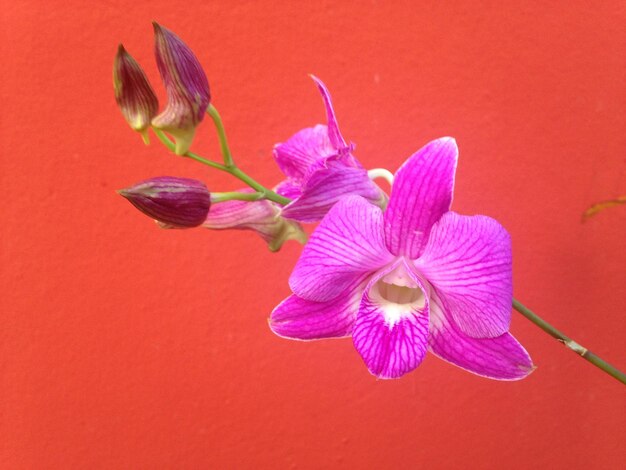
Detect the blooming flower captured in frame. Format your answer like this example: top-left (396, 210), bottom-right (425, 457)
top-left (274, 76), bottom-right (386, 222)
top-left (119, 176), bottom-right (211, 228)
top-left (270, 137), bottom-right (533, 380)
top-left (113, 45), bottom-right (159, 144)
top-left (151, 22), bottom-right (211, 155)
top-left (202, 189), bottom-right (307, 252)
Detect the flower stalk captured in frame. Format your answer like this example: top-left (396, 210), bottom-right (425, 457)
top-left (206, 104), bottom-right (234, 167)
top-left (512, 299), bottom-right (626, 385)
top-left (152, 125), bottom-right (291, 206)
top-left (211, 191), bottom-right (265, 203)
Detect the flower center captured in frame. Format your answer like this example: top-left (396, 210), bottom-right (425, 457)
top-left (369, 262), bottom-right (427, 327)
top-left (376, 281), bottom-right (424, 304)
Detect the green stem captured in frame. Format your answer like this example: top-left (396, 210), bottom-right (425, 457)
top-left (152, 128), bottom-right (291, 206)
top-left (206, 104), bottom-right (234, 167)
top-left (211, 191), bottom-right (265, 203)
top-left (153, 129), bottom-right (227, 171)
top-left (229, 166), bottom-right (291, 206)
top-left (513, 298), bottom-right (626, 385)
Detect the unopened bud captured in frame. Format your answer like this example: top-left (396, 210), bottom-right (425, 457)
top-left (113, 45), bottom-right (159, 144)
top-left (151, 23), bottom-right (211, 155)
top-left (118, 176), bottom-right (211, 228)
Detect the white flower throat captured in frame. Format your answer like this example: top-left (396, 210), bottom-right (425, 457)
top-left (370, 263), bottom-right (427, 327)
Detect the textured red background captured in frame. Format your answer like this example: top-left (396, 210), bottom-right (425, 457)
top-left (2, 1), bottom-right (625, 468)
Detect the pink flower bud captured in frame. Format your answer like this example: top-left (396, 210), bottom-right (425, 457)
top-left (113, 45), bottom-right (159, 144)
top-left (118, 176), bottom-right (211, 228)
top-left (151, 23), bottom-right (211, 155)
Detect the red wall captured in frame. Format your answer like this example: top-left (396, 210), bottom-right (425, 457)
top-left (2, 1), bottom-right (625, 468)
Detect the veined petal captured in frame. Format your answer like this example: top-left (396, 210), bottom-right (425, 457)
top-left (353, 260), bottom-right (430, 379)
top-left (417, 212), bottom-right (512, 338)
top-left (273, 125), bottom-right (335, 179)
top-left (310, 75), bottom-right (347, 150)
top-left (274, 179), bottom-right (303, 200)
top-left (289, 195), bottom-right (393, 302)
top-left (151, 23), bottom-right (211, 155)
top-left (269, 280), bottom-right (365, 340)
top-left (281, 166), bottom-right (386, 223)
top-left (384, 137), bottom-right (458, 259)
top-left (428, 292), bottom-right (534, 380)
top-left (202, 189), bottom-right (306, 252)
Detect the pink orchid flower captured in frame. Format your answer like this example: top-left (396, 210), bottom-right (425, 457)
top-left (274, 76), bottom-right (386, 222)
top-left (270, 137), bottom-right (534, 380)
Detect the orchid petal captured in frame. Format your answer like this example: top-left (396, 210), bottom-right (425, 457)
top-left (428, 293), bottom-right (534, 380)
top-left (289, 196), bottom-right (393, 302)
top-left (202, 189), bottom-right (306, 251)
top-left (281, 165), bottom-right (385, 223)
top-left (417, 212), bottom-right (512, 338)
top-left (269, 280), bottom-right (365, 340)
top-left (274, 179), bottom-right (303, 200)
top-left (273, 125), bottom-right (335, 179)
top-left (384, 137), bottom-right (458, 259)
top-left (353, 260), bottom-right (430, 379)
top-left (310, 75), bottom-right (347, 150)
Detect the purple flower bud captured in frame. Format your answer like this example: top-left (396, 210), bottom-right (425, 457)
top-left (151, 22), bottom-right (211, 155)
top-left (113, 45), bottom-right (159, 144)
top-left (118, 176), bottom-right (211, 228)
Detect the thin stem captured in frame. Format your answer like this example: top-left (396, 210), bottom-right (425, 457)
top-left (206, 104), bottom-right (234, 167)
top-left (204, 105), bottom-right (291, 205)
top-left (513, 298), bottom-right (626, 385)
top-left (211, 191), bottom-right (265, 203)
top-left (152, 128), bottom-right (291, 206)
top-left (152, 129), bottom-right (227, 171)
top-left (229, 167), bottom-right (291, 206)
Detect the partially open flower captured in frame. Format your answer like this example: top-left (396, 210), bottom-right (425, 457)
top-left (274, 76), bottom-right (386, 222)
top-left (151, 22), bottom-right (211, 155)
top-left (202, 189), bottom-right (308, 252)
top-left (118, 176), bottom-right (211, 228)
top-left (113, 45), bottom-right (159, 144)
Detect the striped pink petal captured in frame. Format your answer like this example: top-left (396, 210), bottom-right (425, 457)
top-left (269, 280), bottom-right (365, 340)
top-left (273, 124), bottom-right (334, 180)
top-left (428, 292), bottom-right (534, 380)
top-left (274, 179), bottom-right (303, 200)
top-left (352, 260), bottom-right (430, 379)
top-left (417, 212), bottom-right (512, 338)
top-left (289, 196), bottom-right (393, 302)
top-left (310, 75), bottom-right (348, 151)
top-left (384, 137), bottom-right (458, 259)
top-left (281, 165), bottom-right (385, 223)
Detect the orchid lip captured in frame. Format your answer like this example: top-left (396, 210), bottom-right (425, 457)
top-left (369, 261), bottom-right (428, 327)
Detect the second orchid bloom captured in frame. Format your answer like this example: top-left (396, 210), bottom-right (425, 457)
top-left (274, 76), bottom-right (387, 222)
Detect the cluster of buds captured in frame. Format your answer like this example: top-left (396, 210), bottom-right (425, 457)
top-left (113, 23), bottom-right (385, 252)
top-left (114, 23), bottom-right (308, 251)
top-left (114, 23), bottom-right (210, 154)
